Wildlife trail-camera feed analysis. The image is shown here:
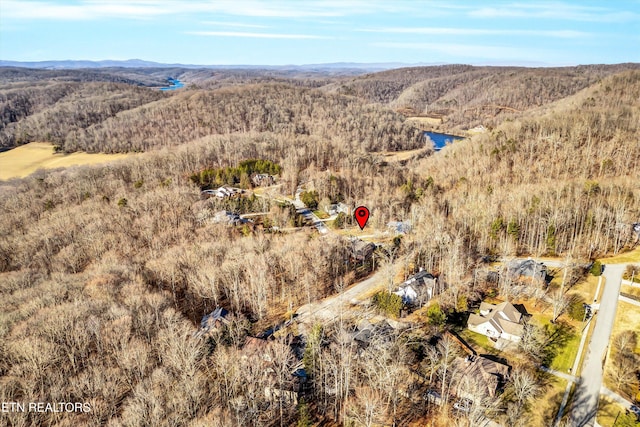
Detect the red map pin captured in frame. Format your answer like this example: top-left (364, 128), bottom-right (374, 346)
top-left (354, 206), bottom-right (370, 230)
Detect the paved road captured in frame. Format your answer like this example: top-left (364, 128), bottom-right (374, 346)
top-left (568, 263), bottom-right (626, 427)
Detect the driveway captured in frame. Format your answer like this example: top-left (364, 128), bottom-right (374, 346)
top-left (619, 294), bottom-right (640, 307)
top-left (567, 263), bottom-right (626, 427)
top-left (295, 268), bottom-right (388, 324)
top-left (292, 188), bottom-right (330, 235)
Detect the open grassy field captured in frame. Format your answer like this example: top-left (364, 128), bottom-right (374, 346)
top-left (530, 375), bottom-right (568, 427)
top-left (597, 397), bottom-right (636, 427)
top-left (458, 328), bottom-right (500, 356)
top-left (608, 301), bottom-right (640, 351)
top-left (378, 148), bottom-right (427, 162)
top-left (621, 284), bottom-right (640, 299)
top-left (569, 274), bottom-right (601, 304)
top-left (0, 142), bottom-right (132, 180)
top-left (603, 300), bottom-right (640, 401)
top-left (526, 303), bottom-right (581, 372)
top-left (405, 116), bottom-right (442, 127)
top-left (600, 248), bottom-right (640, 264)
top-left (549, 328), bottom-right (581, 373)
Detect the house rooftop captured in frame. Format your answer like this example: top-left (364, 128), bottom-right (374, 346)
top-left (481, 301), bottom-right (522, 323)
top-left (350, 238), bottom-right (376, 261)
top-left (399, 269), bottom-right (435, 289)
top-left (470, 300), bottom-right (524, 337)
top-left (454, 355), bottom-right (510, 397)
top-left (387, 220), bottom-right (412, 234)
top-left (507, 259), bottom-right (547, 280)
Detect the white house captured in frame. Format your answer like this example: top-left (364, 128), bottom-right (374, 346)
top-left (201, 186), bottom-right (242, 199)
top-left (467, 301), bottom-right (524, 342)
top-left (393, 269), bottom-right (437, 306)
top-left (325, 202), bottom-right (349, 216)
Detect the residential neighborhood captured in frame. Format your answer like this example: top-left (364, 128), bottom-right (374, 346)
top-left (1, 18), bottom-right (638, 426)
top-left (187, 174), bottom-right (640, 427)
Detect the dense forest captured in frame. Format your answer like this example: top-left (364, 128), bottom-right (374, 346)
top-left (0, 65), bottom-right (639, 426)
top-left (328, 63), bottom-right (640, 130)
top-left (0, 82), bottom-right (167, 147)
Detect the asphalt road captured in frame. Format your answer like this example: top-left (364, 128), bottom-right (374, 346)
top-left (568, 263), bottom-right (626, 427)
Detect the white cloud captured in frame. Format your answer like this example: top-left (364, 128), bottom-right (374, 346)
top-left (201, 21), bottom-right (269, 29)
top-left (1, 0), bottom-right (418, 21)
top-left (359, 27), bottom-right (590, 38)
top-left (187, 31), bottom-right (329, 39)
top-left (469, 3), bottom-right (640, 23)
top-left (2, 0), bottom-right (175, 20)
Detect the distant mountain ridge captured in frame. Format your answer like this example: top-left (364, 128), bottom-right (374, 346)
top-left (0, 59), bottom-right (438, 71)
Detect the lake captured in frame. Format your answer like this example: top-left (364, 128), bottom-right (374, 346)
top-left (424, 131), bottom-right (464, 150)
top-left (160, 78), bottom-right (184, 91)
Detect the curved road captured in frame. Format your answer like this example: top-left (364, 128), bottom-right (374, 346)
top-left (568, 263), bottom-right (626, 427)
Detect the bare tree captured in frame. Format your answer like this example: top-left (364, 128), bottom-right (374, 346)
top-left (518, 322), bottom-right (547, 363)
top-left (510, 368), bottom-right (539, 405)
top-left (347, 387), bottom-right (385, 427)
top-left (437, 335), bottom-right (460, 406)
top-left (551, 289), bottom-right (569, 322)
top-left (609, 353), bottom-right (637, 392)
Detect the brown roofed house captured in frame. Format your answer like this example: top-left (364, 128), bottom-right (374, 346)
top-left (453, 355), bottom-right (510, 398)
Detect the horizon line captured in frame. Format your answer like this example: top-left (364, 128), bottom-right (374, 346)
top-left (3, 58), bottom-right (637, 69)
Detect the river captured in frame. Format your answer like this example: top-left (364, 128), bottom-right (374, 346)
top-left (424, 131), bottom-right (464, 150)
top-left (160, 78), bottom-right (184, 91)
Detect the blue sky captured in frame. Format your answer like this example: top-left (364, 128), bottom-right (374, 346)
top-left (1, 1), bottom-right (639, 65)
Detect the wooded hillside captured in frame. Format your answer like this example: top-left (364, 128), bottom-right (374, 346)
top-left (0, 64), bottom-right (639, 427)
top-left (329, 63), bottom-right (640, 130)
top-left (0, 82), bottom-right (167, 147)
top-left (62, 83), bottom-right (423, 153)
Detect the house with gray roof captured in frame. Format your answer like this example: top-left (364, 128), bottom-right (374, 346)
top-left (467, 301), bottom-right (524, 342)
top-left (387, 220), bottom-right (412, 235)
top-left (507, 259), bottom-right (547, 284)
top-left (349, 238), bottom-right (376, 262)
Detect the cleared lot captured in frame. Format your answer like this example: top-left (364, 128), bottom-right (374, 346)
top-left (0, 142), bottom-right (131, 180)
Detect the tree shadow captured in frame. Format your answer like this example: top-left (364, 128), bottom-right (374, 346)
top-left (512, 303), bottom-right (529, 316)
top-left (447, 310), bottom-right (469, 329)
top-left (541, 320), bottom-right (576, 368)
top-left (563, 385), bottom-right (600, 427)
top-left (477, 353), bottom-right (510, 366)
top-left (542, 388), bottom-right (567, 425)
